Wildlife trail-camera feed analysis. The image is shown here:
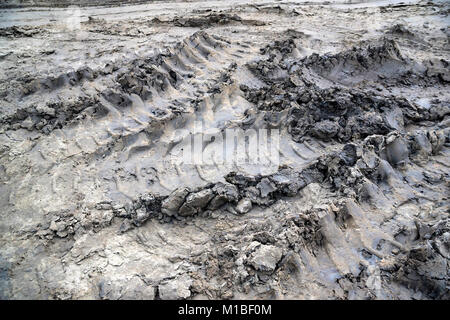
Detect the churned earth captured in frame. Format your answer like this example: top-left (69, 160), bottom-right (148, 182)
top-left (0, 0), bottom-right (449, 299)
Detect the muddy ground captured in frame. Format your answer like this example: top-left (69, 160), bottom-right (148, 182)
top-left (0, 0), bottom-right (449, 300)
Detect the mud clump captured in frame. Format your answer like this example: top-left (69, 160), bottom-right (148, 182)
top-left (249, 244), bottom-right (282, 272)
top-left (387, 218), bottom-right (450, 299)
top-left (241, 36), bottom-right (449, 144)
top-left (118, 164), bottom-right (320, 227)
top-left (385, 24), bottom-right (416, 38)
top-left (0, 26), bottom-right (40, 37)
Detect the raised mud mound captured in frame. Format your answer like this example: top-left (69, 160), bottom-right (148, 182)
top-left (0, 1), bottom-right (449, 300)
top-left (241, 36), bottom-right (449, 144)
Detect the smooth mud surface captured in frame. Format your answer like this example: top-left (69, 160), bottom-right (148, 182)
top-left (0, 0), bottom-right (449, 299)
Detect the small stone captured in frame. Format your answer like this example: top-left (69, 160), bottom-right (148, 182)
top-left (235, 198), bottom-right (252, 214)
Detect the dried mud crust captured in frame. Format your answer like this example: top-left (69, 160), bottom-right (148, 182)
top-left (0, 1), bottom-right (449, 300)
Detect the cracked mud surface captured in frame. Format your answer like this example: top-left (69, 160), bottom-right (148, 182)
top-left (0, 0), bottom-right (449, 299)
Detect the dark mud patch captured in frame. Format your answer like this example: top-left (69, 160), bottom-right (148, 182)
top-left (153, 13), bottom-right (266, 28)
top-left (0, 26), bottom-right (43, 38)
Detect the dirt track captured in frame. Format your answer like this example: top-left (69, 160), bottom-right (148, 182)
top-left (0, 0), bottom-right (449, 299)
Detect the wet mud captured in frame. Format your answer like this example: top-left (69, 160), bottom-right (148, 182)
top-left (0, 0), bottom-right (448, 299)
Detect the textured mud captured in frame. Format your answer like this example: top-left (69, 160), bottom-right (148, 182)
top-left (0, 0), bottom-right (449, 299)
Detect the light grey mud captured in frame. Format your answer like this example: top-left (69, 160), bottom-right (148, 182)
top-left (0, 0), bottom-right (449, 299)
